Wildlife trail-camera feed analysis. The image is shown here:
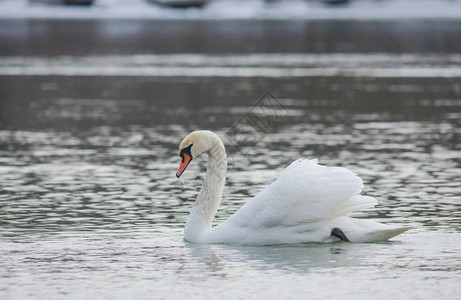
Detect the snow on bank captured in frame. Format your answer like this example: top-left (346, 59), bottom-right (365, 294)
top-left (0, 0), bottom-right (460, 20)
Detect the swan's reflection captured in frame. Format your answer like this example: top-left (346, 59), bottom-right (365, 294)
top-left (184, 241), bottom-right (375, 274)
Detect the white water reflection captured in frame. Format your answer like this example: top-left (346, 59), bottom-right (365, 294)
top-left (2, 54), bottom-right (461, 78)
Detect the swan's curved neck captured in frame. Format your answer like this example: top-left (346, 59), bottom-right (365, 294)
top-left (184, 139), bottom-right (227, 242)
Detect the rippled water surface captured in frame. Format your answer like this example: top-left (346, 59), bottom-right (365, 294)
top-left (1, 20), bottom-right (461, 300)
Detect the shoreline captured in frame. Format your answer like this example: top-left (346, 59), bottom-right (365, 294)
top-left (1, 19), bottom-right (461, 56)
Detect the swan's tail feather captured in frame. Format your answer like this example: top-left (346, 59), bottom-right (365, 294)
top-left (330, 217), bottom-right (411, 242)
top-left (369, 226), bottom-right (412, 241)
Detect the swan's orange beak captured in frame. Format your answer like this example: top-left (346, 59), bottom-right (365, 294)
top-left (176, 153), bottom-right (192, 178)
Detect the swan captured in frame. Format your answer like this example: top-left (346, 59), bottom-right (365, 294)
top-left (176, 130), bottom-right (410, 245)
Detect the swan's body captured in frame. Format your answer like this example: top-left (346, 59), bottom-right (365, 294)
top-left (176, 130), bottom-right (410, 245)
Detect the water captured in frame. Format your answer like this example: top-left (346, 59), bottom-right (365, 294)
top-left (1, 19), bottom-right (461, 299)
top-left (1, 232), bottom-right (459, 299)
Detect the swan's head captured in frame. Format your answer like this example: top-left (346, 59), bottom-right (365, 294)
top-left (176, 130), bottom-right (220, 178)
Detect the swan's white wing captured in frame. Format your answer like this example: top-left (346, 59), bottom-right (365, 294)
top-left (222, 159), bottom-right (364, 231)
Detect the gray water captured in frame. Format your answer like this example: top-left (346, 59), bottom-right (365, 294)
top-left (1, 20), bottom-right (461, 299)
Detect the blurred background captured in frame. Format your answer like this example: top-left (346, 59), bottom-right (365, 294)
top-left (1, 0), bottom-right (461, 19)
top-left (0, 0), bottom-right (460, 299)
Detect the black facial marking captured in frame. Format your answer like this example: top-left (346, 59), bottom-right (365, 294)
top-left (180, 144), bottom-right (193, 160)
top-left (331, 228), bottom-right (350, 242)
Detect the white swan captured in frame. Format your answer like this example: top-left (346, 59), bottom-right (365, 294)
top-left (176, 130), bottom-right (410, 245)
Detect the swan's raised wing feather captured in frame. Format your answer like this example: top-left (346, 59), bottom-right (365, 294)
top-left (223, 159), bottom-right (364, 231)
